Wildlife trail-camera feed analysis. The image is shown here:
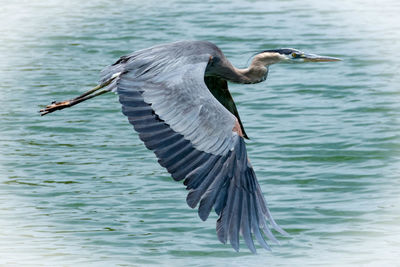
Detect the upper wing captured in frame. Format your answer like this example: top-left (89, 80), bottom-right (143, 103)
top-left (101, 41), bottom-right (286, 252)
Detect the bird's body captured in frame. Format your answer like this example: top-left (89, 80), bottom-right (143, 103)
top-left (40, 40), bottom-right (340, 253)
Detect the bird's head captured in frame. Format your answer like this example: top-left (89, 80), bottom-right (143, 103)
top-left (254, 48), bottom-right (341, 65)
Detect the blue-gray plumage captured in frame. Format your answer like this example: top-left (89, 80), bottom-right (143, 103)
top-left (40, 40), bottom-right (340, 253)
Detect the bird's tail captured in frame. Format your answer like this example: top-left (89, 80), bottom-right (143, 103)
top-left (99, 57), bottom-right (128, 93)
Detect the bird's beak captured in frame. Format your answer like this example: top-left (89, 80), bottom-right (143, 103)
top-left (301, 53), bottom-right (341, 62)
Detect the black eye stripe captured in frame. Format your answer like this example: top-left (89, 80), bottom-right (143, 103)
top-left (261, 48), bottom-right (301, 55)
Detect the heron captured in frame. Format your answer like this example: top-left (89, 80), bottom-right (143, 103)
top-left (39, 40), bottom-right (340, 253)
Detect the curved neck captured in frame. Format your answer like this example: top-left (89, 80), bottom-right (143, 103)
top-left (235, 65), bottom-right (268, 84)
top-left (231, 55), bottom-right (270, 84)
top-left (206, 54), bottom-right (272, 84)
top-left (232, 52), bottom-right (286, 84)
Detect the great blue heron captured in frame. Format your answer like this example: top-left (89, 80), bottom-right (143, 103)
top-left (40, 40), bottom-right (340, 253)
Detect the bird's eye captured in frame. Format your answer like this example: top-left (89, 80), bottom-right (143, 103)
top-left (291, 52), bottom-right (298, 58)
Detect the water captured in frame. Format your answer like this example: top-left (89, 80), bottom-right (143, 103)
top-left (1, 0), bottom-right (400, 266)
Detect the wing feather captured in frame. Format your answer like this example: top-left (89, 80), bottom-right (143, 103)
top-left (241, 192), bottom-right (256, 253)
top-left (229, 185), bottom-right (242, 251)
top-left (198, 151), bottom-right (235, 221)
top-left (103, 41), bottom-right (285, 253)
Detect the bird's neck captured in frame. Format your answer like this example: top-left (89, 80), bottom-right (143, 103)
top-left (234, 57), bottom-right (269, 84)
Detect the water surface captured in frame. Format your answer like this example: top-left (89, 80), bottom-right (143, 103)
top-left (1, 0), bottom-right (400, 266)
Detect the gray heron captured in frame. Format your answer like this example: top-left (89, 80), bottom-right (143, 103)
top-left (40, 40), bottom-right (340, 253)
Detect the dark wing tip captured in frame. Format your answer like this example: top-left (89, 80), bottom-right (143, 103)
top-left (191, 137), bottom-right (285, 253)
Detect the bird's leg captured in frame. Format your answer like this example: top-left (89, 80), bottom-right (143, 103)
top-left (39, 89), bottom-right (109, 116)
top-left (39, 77), bottom-right (116, 116)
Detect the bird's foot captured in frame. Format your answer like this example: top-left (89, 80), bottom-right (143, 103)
top-left (39, 99), bottom-right (73, 116)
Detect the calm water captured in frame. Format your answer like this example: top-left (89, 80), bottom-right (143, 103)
top-left (1, 0), bottom-right (400, 266)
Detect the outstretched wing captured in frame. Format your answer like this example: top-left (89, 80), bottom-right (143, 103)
top-left (101, 41), bottom-right (286, 252)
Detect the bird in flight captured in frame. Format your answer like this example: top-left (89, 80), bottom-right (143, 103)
top-left (40, 40), bottom-right (340, 253)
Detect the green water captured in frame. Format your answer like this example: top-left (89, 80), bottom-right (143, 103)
top-left (1, 0), bottom-right (400, 266)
